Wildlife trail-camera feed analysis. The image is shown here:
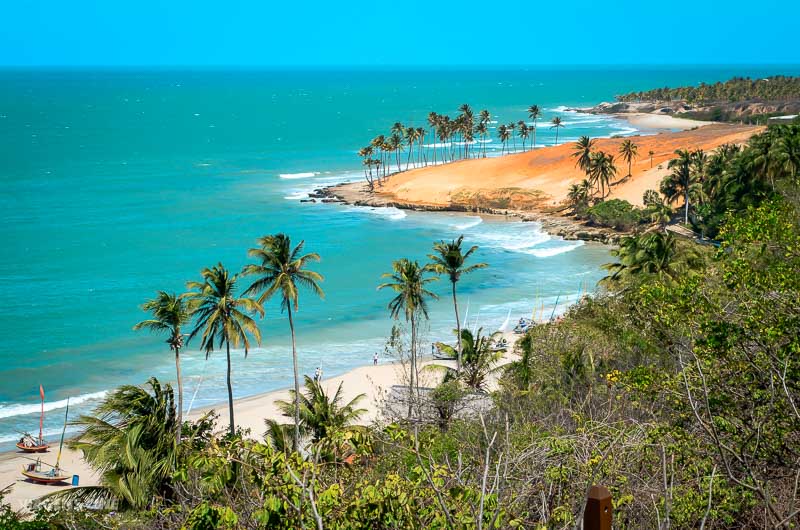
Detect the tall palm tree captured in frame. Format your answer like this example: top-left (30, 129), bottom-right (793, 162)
top-left (133, 292), bottom-right (191, 444)
top-left (497, 124), bottom-right (510, 155)
top-left (588, 151), bottom-right (617, 198)
top-left (648, 150), bottom-right (655, 168)
top-left (185, 264), bottom-right (263, 437)
top-left (415, 127), bottom-right (426, 166)
top-left (378, 259), bottom-right (438, 418)
top-left (428, 236), bottom-right (487, 376)
top-left (388, 133), bottom-right (403, 173)
top-left (475, 122), bottom-right (489, 158)
top-left (517, 121), bottom-right (530, 151)
top-left (527, 105), bottom-right (541, 149)
top-left (371, 135), bottom-right (386, 178)
top-left (404, 126), bottom-right (417, 170)
top-left (427, 112), bottom-right (439, 166)
top-left (572, 136), bottom-right (596, 173)
top-left (619, 139), bottom-right (639, 178)
top-left (666, 149), bottom-right (696, 224)
top-left (550, 116), bottom-right (564, 145)
top-left (507, 122), bottom-right (517, 152)
top-left (243, 234), bottom-right (324, 451)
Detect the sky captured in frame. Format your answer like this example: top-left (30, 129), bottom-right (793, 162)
top-left (2, 0), bottom-right (799, 67)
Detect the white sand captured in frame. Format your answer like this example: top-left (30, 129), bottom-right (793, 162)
top-left (621, 112), bottom-right (711, 131)
top-left (0, 333), bottom-right (520, 512)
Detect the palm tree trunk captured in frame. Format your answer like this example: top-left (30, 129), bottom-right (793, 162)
top-left (175, 347), bottom-right (183, 444)
top-left (533, 123), bottom-right (537, 149)
top-left (406, 141), bottom-right (413, 170)
top-left (452, 282), bottom-right (462, 377)
top-left (287, 304), bottom-right (301, 452)
top-left (684, 191), bottom-right (689, 224)
top-left (408, 316), bottom-right (416, 419)
top-left (226, 341), bottom-right (235, 437)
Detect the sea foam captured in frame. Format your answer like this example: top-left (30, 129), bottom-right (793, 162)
top-left (279, 172), bottom-right (320, 179)
top-left (0, 391), bottom-right (107, 420)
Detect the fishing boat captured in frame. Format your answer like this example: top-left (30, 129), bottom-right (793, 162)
top-left (16, 385), bottom-right (49, 453)
top-left (21, 397), bottom-right (70, 485)
top-left (21, 459), bottom-right (70, 485)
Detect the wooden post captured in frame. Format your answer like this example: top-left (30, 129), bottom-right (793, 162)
top-left (584, 485), bottom-right (612, 530)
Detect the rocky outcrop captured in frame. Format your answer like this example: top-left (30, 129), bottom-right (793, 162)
top-left (312, 182), bottom-right (624, 246)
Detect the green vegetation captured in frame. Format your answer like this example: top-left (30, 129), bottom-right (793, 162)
top-left (616, 75), bottom-right (800, 104)
top-left (586, 198), bottom-right (643, 230)
top-left (4, 126), bottom-right (800, 529)
top-left (242, 234), bottom-right (324, 451)
top-left (428, 236), bottom-right (487, 375)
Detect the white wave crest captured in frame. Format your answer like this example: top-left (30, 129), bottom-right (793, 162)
top-left (525, 241), bottom-right (584, 258)
top-left (0, 391), bottom-right (108, 420)
top-left (452, 216), bottom-right (483, 230)
top-left (284, 192), bottom-right (309, 200)
top-left (279, 172), bottom-right (320, 179)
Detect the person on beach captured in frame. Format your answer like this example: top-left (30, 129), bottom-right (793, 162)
top-left (373, 352), bottom-right (378, 366)
top-left (314, 366), bottom-right (322, 382)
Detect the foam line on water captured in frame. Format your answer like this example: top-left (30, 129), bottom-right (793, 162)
top-left (279, 172), bottom-right (320, 179)
top-left (524, 241), bottom-right (584, 258)
top-left (0, 391), bottom-right (107, 420)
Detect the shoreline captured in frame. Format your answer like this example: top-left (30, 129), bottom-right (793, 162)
top-left (312, 118), bottom-right (762, 238)
top-left (0, 333), bottom-right (522, 512)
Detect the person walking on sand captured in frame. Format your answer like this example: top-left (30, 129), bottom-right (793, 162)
top-left (373, 352), bottom-right (378, 366)
top-left (314, 366), bottom-right (322, 383)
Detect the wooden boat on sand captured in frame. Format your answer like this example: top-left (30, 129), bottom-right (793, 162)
top-left (16, 385), bottom-right (50, 453)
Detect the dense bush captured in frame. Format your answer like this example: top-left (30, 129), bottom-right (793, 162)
top-left (586, 198), bottom-right (644, 230)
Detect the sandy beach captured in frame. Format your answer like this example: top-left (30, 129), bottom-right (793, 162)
top-left (0, 333), bottom-right (520, 512)
top-left (353, 122), bottom-right (761, 210)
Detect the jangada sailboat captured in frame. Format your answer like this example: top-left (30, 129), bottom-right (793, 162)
top-left (16, 385), bottom-right (50, 453)
top-left (21, 397), bottom-right (70, 485)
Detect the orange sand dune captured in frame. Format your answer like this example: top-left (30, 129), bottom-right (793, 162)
top-left (376, 123), bottom-right (762, 209)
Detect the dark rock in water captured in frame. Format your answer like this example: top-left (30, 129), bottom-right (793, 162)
top-left (300, 199), bottom-right (316, 203)
top-left (321, 198), bottom-right (342, 203)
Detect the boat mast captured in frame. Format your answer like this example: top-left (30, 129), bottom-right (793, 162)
top-left (39, 384), bottom-right (45, 443)
top-left (56, 397), bottom-right (69, 470)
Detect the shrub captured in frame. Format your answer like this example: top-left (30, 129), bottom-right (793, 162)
top-left (587, 199), bottom-right (644, 230)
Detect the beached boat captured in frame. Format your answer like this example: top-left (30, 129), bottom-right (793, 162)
top-left (513, 318), bottom-right (534, 334)
top-left (21, 459), bottom-right (70, 484)
top-left (21, 396), bottom-right (70, 485)
top-left (16, 385), bottom-right (50, 453)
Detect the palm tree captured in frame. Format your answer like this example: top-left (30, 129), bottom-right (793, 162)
top-left (572, 136), bottom-right (596, 173)
top-left (378, 259), bottom-right (438, 418)
top-left (69, 378), bottom-right (179, 509)
top-left (185, 264), bottom-right (263, 437)
top-left (428, 236), bottom-right (487, 376)
top-left (517, 122), bottom-right (530, 151)
top-left (527, 105), bottom-right (541, 149)
top-left (404, 126), bottom-right (417, 170)
top-left (427, 112), bottom-right (439, 166)
top-left (415, 127), bottom-right (426, 166)
top-left (431, 328), bottom-right (503, 391)
top-left (567, 179), bottom-right (592, 212)
top-left (550, 116), bottom-right (564, 145)
top-left (601, 232), bottom-right (702, 286)
top-left (475, 122), bottom-right (489, 158)
top-left (588, 151), bottom-right (617, 198)
top-left (666, 149), bottom-right (696, 224)
top-left (508, 122), bottom-right (517, 152)
top-left (497, 124), bottom-right (510, 155)
top-left (388, 133), bottom-right (403, 173)
top-left (133, 292), bottom-right (191, 444)
top-left (272, 375), bottom-right (366, 444)
top-left (242, 234), bottom-right (324, 451)
top-left (371, 135), bottom-right (386, 178)
top-left (648, 150), bottom-right (655, 168)
top-left (619, 139), bottom-right (639, 178)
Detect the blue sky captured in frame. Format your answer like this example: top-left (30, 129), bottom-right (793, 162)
top-left (3, 0), bottom-right (799, 67)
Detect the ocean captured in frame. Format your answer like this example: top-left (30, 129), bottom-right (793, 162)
top-left (0, 66), bottom-right (793, 448)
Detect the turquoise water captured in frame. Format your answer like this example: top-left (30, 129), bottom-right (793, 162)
top-left (1, 66), bottom-right (795, 448)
